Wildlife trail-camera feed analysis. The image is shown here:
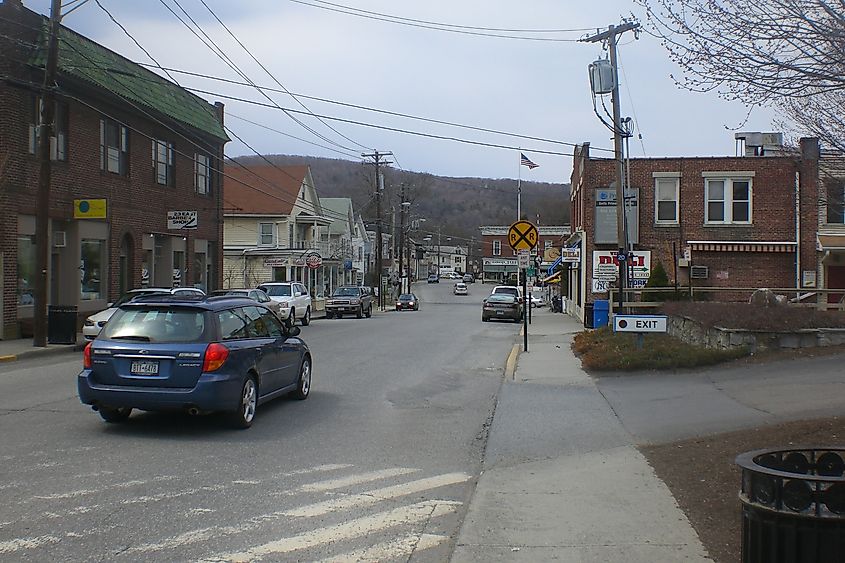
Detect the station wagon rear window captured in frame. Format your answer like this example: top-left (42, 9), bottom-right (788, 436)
top-left (100, 307), bottom-right (206, 342)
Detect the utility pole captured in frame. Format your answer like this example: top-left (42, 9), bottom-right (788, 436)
top-left (362, 151), bottom-right (391, 310)
top-left (583, 21), bottom-right (639, 313)
top-left (398, 183), bottom-right (406, 295)
top-left (33, 0), bottom-right (62, 347)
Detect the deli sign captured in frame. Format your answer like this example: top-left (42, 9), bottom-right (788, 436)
top-left (592, 250), bottom-right (651, 280)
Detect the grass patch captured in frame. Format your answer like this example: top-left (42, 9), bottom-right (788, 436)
top-left (572, 326), bottom-right (749, 372)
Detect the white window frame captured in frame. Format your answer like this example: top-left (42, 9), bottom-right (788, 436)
top-left (653, 173), bottom-right (680, 225)
top-left (702, 172), bottom-right (754, 225)
top-left (195, 153), bottom-right (210, 195)
top-left (492, 240), bottom-right (501, 256)
top-left (152, 139), bottom-right (174, 186)
top-left (258, 222), bottom-right (274, 246)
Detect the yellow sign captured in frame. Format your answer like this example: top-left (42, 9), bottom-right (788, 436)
top-left (544, 247), bottom-right (561, 262)
top-left (508, 220), bottom-right (538, 251)
top-left (74, 199), bottom-right (107, 219)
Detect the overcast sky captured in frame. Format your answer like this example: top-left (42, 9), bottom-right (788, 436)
top-left (27, 0), bottom-right (780, 184)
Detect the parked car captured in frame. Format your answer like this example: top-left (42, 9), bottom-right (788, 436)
top-left (256, 282), bottom-right (312, 326)
top-left (210, 288), bottom-right (281, 316)
top-left (482, 294), bottom-right (522, 323)
top-left (427, 274), bottom-right (439, 284)
top-left (395, 293), bottom-right (420, 311)
top-left (463, 274), bottom-right (475, 284)
top-left (325, 286), bottom-right (373, 319)
top-left (530, 289), bottom-right (546, 307)
top-left (441, 272), bottom-right (460, 279)
top-left (83, 287), bottom-right (206, 341)
top-left (490, 286), bottom-right (524, 317)
top-left (454, 282), bottom-right (468, 296)
top-left (77, 295), bottom-right (311, 428)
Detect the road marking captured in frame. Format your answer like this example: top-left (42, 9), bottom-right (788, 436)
top-left (285, 472), bottom-right (471, 518)
top-left (32, 476), bottom-right (176, 501)
top-left (0, 536), bottom-right (60, 554)
top-left (121, 484), bottom-right (226, 505)
top-left (299, 467), bottom-right (417, 492)
top-left (208, 500), bottom-right (461, 562)
top-left (317, 533), bottom-right (447, 562)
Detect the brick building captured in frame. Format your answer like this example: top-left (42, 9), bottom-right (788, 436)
top-left (479, 225), bottom-right (571, 283)
top-left (0, 0), bottom-right (227, 338)
top-left (566, 134), bottom-right (821, 322)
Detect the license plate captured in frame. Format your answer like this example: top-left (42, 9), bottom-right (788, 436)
top-left (130, 360), bottom-right (159, 375)
top-left (496, 310), bottom-right (504, 315)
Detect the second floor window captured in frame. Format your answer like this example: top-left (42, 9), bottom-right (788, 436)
top-left (705, 178), bottom-right (752, 224)
top-left (29, 96), bottom-right (67, 161)
top-left (100, 118), bottom-right (128, 175)
top-left (827, 178), bottom-right (845, 224)
top-left (655, 177), bottom-right (680, 224)
top-left (492, 240), bottom-right (501, 256)
top-left (258, 223), bottom-right (274, 246)
top-left (152, 140), bottom-right (174, 185)
top-left (195, 153), bottom-right (211, 194)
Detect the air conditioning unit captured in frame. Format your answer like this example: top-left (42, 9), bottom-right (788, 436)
top-left (690, 265), bottom-right (709, 279)
top-left (53, 230), bottom-right (66, 248)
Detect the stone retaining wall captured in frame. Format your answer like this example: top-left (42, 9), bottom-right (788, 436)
top-left (667, 315), bottom-right (845, 352)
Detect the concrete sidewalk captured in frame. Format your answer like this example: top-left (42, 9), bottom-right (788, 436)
top-left (0, 335), bottom-right (86, 363)
top-left (452, 309), bottom-right (711, 562)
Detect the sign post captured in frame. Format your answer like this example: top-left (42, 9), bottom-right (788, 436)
top-left (510, 222), bottom-right (538, 352)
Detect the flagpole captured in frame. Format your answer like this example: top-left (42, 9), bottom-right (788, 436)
top-left (517, 150), bottom-right (522, 220)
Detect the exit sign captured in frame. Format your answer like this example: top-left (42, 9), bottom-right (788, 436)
top-left (613, 315), bottom-right (667, 333)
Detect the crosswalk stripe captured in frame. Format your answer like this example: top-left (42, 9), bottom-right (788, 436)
top-left (207, 500), bottom-right (461, 562)
top-left (0, 536), bottom-right (60, 554)
top-left (285, 472), bottom-right (471, 518)
top-left (317, 533), bottom-right (447, 562)
top-left (299, 467), bottom-right (417, 492)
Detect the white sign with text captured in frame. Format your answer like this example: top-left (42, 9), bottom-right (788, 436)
top-left (613, 315), bottom-right (668, 333)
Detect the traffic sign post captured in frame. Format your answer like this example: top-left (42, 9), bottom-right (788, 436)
top-left (508, 221), bottom-right (538, 352)
top-left (508, 220), bottom-right (539, 251)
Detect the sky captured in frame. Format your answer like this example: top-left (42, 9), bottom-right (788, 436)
top-left (25, 0), bottom-right (781, 184)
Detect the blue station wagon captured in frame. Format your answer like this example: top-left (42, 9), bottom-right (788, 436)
top-left (78, 295), bottom-right (311, 429)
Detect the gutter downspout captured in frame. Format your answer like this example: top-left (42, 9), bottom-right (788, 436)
top-left (795, 170), bottom-right (801, 295)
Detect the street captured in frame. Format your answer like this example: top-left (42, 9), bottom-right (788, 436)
top-left (0, 282), bottom-right (513, 562)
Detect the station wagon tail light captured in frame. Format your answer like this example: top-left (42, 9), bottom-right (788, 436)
top-left (203, 343), bottom-right (229, 372)
top-left (83, 342), bottom-right (92, 369)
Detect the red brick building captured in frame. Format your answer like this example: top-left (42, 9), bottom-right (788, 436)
top-left (479, 225), bottom-right (571, 283)
top-left (566, 135), bottom-right (821, 322)
top-left (0, 0), bottom-right (227, 338)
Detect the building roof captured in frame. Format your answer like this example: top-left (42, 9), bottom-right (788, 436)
top-left (28, 16), bottom-right (227, 141)
top-left (224, 164), bottom-right (309, 215)
top-left (320, 198), bottom-right (353, 236)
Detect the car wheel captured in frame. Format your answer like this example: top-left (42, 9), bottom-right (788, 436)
top-left (229, 376), bottom-right (257, 429)
top-left (301, 307), bottom-right (311, 326)
top-left (356, 305), bottom-right (363, 319)
top-left (365, 304), bottom-right (372, 318)
top-left (336, 313), bottom-right (343, 319)
top-left (482, 316), bottom-right (489, 322)
top-left (99, 406), bottom-right (132, 423)
top-left (326, 311), bottom-right (334, 319)
top-left (289, 308), bottom-right (296, 325)
top-left (291, 356), bottom-right (311, 400)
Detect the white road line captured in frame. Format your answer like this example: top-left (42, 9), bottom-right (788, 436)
top-left (299, 467), bottom-right (417, 492)
top-left (0, 536), bottom-right (60, 554)
top-left (31, 476), bottom-right (176, 501)
top-left (285, 472), bottom-right (471, 518)
top-left (207, 500), bottom-right (461, 562)
top-left (317, 533), bottom-right (447, 563)
top-left (120, 484), bottom-right (226, 505)
top-left (282, 463), bottom-right (352, 477)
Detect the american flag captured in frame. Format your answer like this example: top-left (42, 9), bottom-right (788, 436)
top-left (520, 153), bottom-right (539, 169)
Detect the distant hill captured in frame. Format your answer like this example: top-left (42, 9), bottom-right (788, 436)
top-left (235, 154), bottom-right (570, 242)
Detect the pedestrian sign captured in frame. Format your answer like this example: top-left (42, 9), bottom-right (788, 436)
top-left (508, 220), bottom-right (538, 251)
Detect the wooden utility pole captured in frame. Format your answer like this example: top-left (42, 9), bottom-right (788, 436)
top-left (362, 151), bottom-right (391, 309)
top-left (583, 21), bottom-right (639, 312)
top-left (34, 0), bottom-right (62, 347)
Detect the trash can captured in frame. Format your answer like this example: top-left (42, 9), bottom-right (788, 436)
top-left (48, 305), bottom-right (78, 345)
top-left (593, 299), bottom-right (609, 328)
top-left (736, 447), bottom-right (845, 563)
top-left (584, 302), bottom-right (594, 328)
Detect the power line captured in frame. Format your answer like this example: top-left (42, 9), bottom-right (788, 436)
top-left (227, 113), bottom-right (360, 159)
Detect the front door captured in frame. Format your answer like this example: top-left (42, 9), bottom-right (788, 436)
top-left (828, 265), bottom-right (845, 305)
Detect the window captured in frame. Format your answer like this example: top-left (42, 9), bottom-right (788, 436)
top-left (217, 309), bottom-right (249, 340)
top-left (655, 177), bottom-right (679, 224)
top-left (454, 256), bottom-right (460, 264)
top-left (492, 240), bottom-right (501, 256)
top-left (29, 96), bottom-right (67, 161)
top-left (152, 140), bottom-right (174, 185)
top-left (705, 177), bottom-right (752, 224)
top-left (826, 178), bottom-right (845, 224)
top-left (80, 239), bottom-right (105, 301)
top-left (195, 153), bottom-right (211, 194)
top-left (258, 223), bottom-right (274, 246)
top-left (100, 118), bottom-right (128, 175)
top-left (17, 235), bottom-right (36, 305)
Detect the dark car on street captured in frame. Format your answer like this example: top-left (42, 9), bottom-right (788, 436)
top-left (482, 293), bottom-right (522, 323)
top-left (325, 286), bottom-right (373, 319)
top-left (78, 295), bottom-right (311, 429)
top-left (395, 293), bottom-right (420, 311)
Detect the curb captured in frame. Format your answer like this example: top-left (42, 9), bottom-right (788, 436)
top-left (0, 342), bottom-right (86, 363)
top-left (505, 344), bottom-right (520, 380)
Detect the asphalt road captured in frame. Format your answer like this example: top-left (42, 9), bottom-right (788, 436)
top-left (0, 281), bottom-right (516, 562)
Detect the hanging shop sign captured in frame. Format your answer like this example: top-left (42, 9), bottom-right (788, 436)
top-left (167, 210), bottom-right (198, 230)
top-left (305, 251), bottom-right (323, 269)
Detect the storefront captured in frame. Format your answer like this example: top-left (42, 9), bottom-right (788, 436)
top-left (482, 257), bottom-right (518, 283)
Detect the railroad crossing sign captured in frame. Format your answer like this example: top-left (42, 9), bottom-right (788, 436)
top-left (508, 220), bottom-right (539, 251)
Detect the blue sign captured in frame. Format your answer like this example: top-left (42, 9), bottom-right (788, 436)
top-left (344, 260), bottom-right (353, 270)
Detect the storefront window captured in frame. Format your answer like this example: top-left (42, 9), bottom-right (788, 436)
top-left (81, 239), bottom-right (104, 300)
top-left (17, 235), bottom-right (36, 305)
top-left (173, 250), bottom-right (184, 288)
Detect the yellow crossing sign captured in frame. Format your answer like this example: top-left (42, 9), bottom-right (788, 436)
top-left (508, 220), bottom-right (538, 251)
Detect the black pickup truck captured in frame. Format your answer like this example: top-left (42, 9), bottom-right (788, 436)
top-left (325, 286), bottom-right (373, 319)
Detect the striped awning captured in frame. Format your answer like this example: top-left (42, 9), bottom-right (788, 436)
top-left (688, 241), bottom-right (796, 253)
top-left (540, 272), bottom-right (561, 284)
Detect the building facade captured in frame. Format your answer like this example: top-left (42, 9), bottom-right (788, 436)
top-left (1, 0), bottom-right (227, 338)
top-left (566, 135), bottom-right (821, 322)
top-left (480, 225), bottom-right (571, 283)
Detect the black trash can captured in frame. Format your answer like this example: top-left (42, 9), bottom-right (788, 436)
top-left (48, 305), bottom-right (78, 345)
top-left (736, 447), bottom-right (845, 563)
top-left (583, 302), bottom-right (594, 328)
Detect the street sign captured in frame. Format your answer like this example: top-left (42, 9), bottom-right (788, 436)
top-left (526, 267), bottom-right (535, 277)
top-left (613, 315), bottom-right (668, 333)
top-left (517, 250), bottom-right (530, 268)
top-left (508, 220), bottom-right (538, 251)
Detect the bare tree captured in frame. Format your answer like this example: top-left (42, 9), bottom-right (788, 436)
top-left (637, 0), bottom-right (845, 150)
